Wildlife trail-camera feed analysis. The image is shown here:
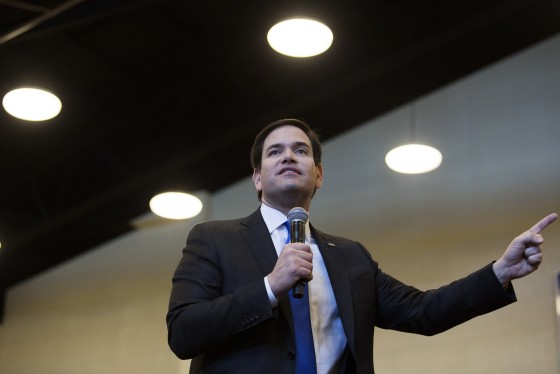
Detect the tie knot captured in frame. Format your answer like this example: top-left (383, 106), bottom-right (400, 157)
top-left (283, 221), bottom-right (291, 244)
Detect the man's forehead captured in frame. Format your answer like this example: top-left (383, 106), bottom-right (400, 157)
top-left (264, 125), bottom-right (311, 146)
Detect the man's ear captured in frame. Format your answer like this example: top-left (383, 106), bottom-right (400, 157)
top-left (252, 168), bottom-right (262, 191)
top-left (315, 163), bottom-right (324, 189)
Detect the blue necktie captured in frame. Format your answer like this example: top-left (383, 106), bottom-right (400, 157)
top-left (283, 221), bottom-right (317, 374)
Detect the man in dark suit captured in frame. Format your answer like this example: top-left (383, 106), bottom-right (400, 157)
top-left (166, 118), bottom-right (557, 373)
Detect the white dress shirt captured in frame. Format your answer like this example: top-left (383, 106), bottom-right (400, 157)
top-left (261, 204), bottom-right (347, 374)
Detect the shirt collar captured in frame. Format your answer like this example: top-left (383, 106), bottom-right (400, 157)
top-left (260, 204), bottom-right (311, 239)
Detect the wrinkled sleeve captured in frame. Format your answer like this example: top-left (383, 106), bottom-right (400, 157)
top-left (374, 262), bottom-right (516, 335)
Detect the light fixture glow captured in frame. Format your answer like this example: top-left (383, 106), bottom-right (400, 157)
top-left (2, 87), bottom-right (62, 121)
top-left (149, 192), bottom-right (203, 220)
top-left (267, 18), bottom-right (333, 57)
top-left (385, 144), bottom-right (442, 174)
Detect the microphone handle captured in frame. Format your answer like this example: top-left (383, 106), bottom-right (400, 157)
top-left (291, 220), bottom-right (306, 299)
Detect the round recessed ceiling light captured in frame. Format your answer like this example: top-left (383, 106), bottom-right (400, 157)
top-left (385, 144), bottom-right (443, 174)
top-left (149, 192), bottom-right (203, 220)
top-left (267, 18), bottom-right (333, 58)
top-left (2, 87), bottom-right (62, 121)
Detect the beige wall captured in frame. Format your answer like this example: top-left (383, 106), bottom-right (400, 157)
top-left (0, 211), bottom-right (201, 374)
top-left (371, 223), bottom-right (560, 373)
top-left (1, 35), bottom-right (559, 373)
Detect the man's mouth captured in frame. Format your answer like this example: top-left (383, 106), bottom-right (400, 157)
top-left (278, 167), bottom-right (301, 175)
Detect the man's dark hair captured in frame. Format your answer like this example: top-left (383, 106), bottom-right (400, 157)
top-left (250, 118), bottom-right (323, 200)
top-left (250, 118), bottom-right (322, 170)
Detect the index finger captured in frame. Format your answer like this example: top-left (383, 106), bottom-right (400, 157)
top-left (528, 213), bottom-right (558, 234)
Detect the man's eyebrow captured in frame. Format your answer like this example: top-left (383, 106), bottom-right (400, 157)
top-left (265, 141), bottom-right (310, 151)
top-left (292, 141), bottom-right (311, 148)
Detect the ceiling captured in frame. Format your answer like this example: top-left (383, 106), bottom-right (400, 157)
top-left (0, 0), bottom-right (559, 310)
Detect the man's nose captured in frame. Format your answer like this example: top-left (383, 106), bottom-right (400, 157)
top-left (282, 149), bottom-right (296, 162)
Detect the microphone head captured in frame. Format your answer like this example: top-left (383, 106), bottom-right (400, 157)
top-left (287, 207), bottom-right (308, 224)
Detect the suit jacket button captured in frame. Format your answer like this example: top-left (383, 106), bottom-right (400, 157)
top-left (287, 351), bottom-right (295, 360)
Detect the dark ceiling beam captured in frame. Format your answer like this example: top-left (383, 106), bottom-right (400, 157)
top-left (0, 0), bottom-right (88, 45)
top-left (0, 0), bottom-right (50, 13)
top-left (0, 0), bottom-right (176, 47)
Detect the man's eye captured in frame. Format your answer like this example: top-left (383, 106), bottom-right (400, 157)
top-left (295, 148), bottom-right (309, 155)
top-left (268, 149), bottom-right (281, 156)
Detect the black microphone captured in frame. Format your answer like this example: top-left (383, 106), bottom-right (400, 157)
top-left (287, 207), bottom-right (309, 299)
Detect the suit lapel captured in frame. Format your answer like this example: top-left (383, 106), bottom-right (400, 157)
top-left (240, 209), bottom-right (295, 333)
top-left (240, 209), bottom-right (278, 276)
top-left (312, 227), bottom-right (356, 352)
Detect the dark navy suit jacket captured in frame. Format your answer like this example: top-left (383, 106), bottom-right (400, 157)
top-left (167, 209), bottom-right (516, 373)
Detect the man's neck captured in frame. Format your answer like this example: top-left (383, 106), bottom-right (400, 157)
top-left (261, 200), bottom-right (310, 216)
